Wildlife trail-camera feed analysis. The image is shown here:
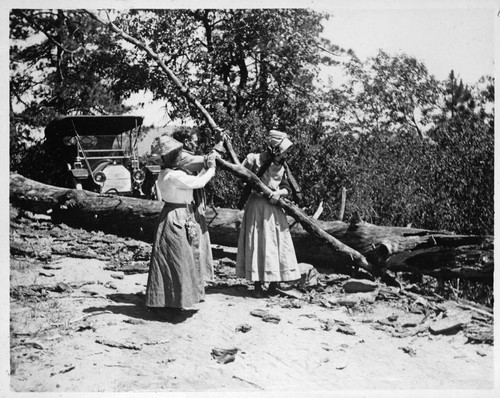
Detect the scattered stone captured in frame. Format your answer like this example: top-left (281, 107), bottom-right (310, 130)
top-left (319, 299), bottom-right (333, 308)
top-left (277, 298), bottom-right (303, 309)
top-left (39, 271), bottom-right (55, 277)
top-left (405, 284), bottom-right (422, 294)
top-left (42, 264), bottom-right (62, 270)
top-left (250, 309), bottom-right (268, 318)
top-left (104, 282), bottom-right (118, 290)
top-left (104, 261), bottom-right (149, 274)
top-left (50, 365), bottom-right (75, 376)
top-left (322, 273), bottom-right (350, 286)
top-left (321, 342), bottom-right (332, 351)
top-left (298, 262), bottom-right (319, 287)
top-left (10, 241), bottom-right (36, 256)
top-left (249, 309), bottom-right (281, 323)
top-left (399, 346), bottom-right (417, 357)
top-left (95, 338), bottom-right (141, 350)
top-left (263, 314), bottom-right (281, 324)
top-left (336, 324), bottom-right (356, 335)
top-left (81, 289), bottom-right (100, 296)
top-left (54, 282), bottom-right (73, 293)
top-left (429, 313), bottom-right (472, 335)
top-left (13, 341), bottom-right (45, 350)
top-left (319, 319), bottom-right (336, 331)
top-left (37, 250), bottom-right (52, 262)
top-left (123, 318), bottom-right (145, 325)
top-left (464, 324), bottom-right (494, 345)
top-left (211, 347), bottom-right (239, 364)
top-left (328, 296), bottom-right (359, 307)
top-left (378, 316), bottom-right (398, 326)
top-left (111, 273), bottom-right (124, 280)
top-left (328, 291), bottom-right (378, 307)
top-left (218, 257), bottom-right (236, 267)
top-left (235, 324), bottom-right (252, 333)
top-left (144, 339), bottom-right (169, 345)
top-left (276, 287), bottom-right (303, 299)
top-left (69, 281), bottom-right (96, 289)
top-left (76, 325), bottom-right (95, 332)
top-left (343, 278), bottom-right (379, 293)
top-left (476, 349), bottom-right (487, 357)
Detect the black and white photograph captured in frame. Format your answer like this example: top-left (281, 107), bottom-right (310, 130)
top-left (3, 0), bottom-right (497, 396)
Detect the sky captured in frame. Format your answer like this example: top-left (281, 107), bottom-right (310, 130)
top-left (321, 7), bottom-right (495, 84)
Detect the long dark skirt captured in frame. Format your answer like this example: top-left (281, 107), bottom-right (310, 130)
top-left (146, 203), bottom-right (204, 309)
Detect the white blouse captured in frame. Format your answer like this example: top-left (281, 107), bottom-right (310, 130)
top-left (157, 167), bottom-right (215, 204)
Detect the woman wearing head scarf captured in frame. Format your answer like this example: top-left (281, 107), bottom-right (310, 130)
top-left (236, 130), bottom-right (301, 296)
top-left (146, 135), bottom-right (217, 318)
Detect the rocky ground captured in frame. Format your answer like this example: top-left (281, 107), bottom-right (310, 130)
top-left (6, 207), bottom-right (496, 395)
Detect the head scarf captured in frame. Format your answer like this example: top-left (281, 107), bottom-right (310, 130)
top-left (267, 129), bottom-right (293, 155)
top-left (150, 135), bottom-right (183, 168)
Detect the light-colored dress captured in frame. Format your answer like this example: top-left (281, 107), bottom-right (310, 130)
top-left (146, 167), bottom-right (215, 309)
top-left (236, 152), bottom-right (301, 282)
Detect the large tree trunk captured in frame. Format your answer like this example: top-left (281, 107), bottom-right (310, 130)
top-left (10, 173), bottom-right (493, 283)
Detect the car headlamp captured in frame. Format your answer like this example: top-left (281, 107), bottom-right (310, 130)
top-left (132, 169), bottom-right (146, 184)
top-left (94, 171), bottom-right (107, 186)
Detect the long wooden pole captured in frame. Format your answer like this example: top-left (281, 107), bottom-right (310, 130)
top-left (83, 9), bottom-right (375, 274)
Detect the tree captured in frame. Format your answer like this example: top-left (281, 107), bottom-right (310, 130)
top-left (325, 50), bottom-right (440, 139)
top-left (111, 10), bottom-right (331, 136)
top-left (292, 51), bottom-right (494, 235)
top-left (10, 10), bottom-right (131, 121)
top-left (442, 70), bottom-right (475, 117)
top-left (10, 9), bottom-right (135, 181)
top-left (425, 72), bottom-right (494, 235)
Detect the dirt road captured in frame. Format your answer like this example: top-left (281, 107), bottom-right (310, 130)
top-left (7, 210), bottom-right (496, 394)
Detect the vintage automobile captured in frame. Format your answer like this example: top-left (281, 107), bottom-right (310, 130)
top-left (45, 115), bottom-right (161, 198)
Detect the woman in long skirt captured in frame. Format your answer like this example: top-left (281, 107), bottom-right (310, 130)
top-left (236, 130), bottom-right (301, 296)
top-left (146, 135), bottom-right (216, 317)
top-left (173, 127), bottom-right (214, 283)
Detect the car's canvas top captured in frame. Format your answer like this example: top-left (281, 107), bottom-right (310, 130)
top-left (45, 115), bottom-right (144, 138)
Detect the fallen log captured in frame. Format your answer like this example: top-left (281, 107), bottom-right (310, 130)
top-left (10, 173), bottom-right (493, 283)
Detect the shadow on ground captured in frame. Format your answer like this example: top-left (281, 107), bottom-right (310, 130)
top-left (82, 293), bottom-right (197, 324)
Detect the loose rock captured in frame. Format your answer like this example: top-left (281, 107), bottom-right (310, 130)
top-left (343, 278), bottom-right (379, 293)
top-left (211, 348), bottom-right (239, 364)
top-left (429, 314), bottom-right (472, 335)
top-left (235, 324), bottom-right (252, 333)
